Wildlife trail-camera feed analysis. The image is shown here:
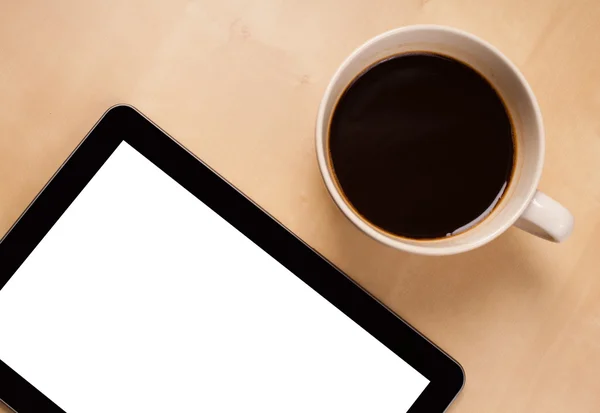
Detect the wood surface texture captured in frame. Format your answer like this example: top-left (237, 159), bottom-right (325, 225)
top-left (1, 1), bottom-right (600, 412)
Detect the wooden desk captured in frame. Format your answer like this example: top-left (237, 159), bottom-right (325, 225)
top-left (1, 1), bottom-right (599, 411)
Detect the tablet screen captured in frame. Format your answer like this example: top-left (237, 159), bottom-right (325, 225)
top-left (0, 142), bottom-right (429, 412)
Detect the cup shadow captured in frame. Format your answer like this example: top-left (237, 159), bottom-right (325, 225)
top-left (320, 193), bottom-right (546, 332)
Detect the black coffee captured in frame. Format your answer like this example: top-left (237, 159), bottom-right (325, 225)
top-left (329, 53), bottom-right (514, 239)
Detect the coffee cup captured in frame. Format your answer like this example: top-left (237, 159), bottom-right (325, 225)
top-left (316, 25), bottom-right (574, 255)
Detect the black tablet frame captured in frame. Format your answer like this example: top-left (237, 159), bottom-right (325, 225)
top-left (0, 105), bottom-right (464, 412)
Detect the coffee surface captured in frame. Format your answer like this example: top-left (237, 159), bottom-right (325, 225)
top-left (329, 53), bottom-right (514, 239)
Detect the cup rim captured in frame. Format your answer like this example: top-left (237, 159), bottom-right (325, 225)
top-left (315, 24), bottom-right (545, 255)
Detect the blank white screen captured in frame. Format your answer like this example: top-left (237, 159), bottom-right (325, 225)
top-left (0, 142), bottom-right (428, 412)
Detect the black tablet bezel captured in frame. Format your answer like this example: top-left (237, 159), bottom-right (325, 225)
top-left (0, 105), bottom-right (464, 412)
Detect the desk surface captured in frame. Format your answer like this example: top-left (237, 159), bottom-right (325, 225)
top-left (1, 1), bottom-right (599, 412)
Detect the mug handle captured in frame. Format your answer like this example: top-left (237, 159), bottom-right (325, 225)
top-left (514, 191), bottom-right (574, 242)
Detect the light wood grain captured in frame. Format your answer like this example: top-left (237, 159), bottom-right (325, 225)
top-left (1, 1), bottom-right (599, 412)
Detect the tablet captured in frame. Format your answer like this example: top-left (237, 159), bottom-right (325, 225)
top-left (0, 106), bottom-right (463, 413)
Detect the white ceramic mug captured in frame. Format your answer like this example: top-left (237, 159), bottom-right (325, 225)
top-left (316, 25), bottom-right (574, 256)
